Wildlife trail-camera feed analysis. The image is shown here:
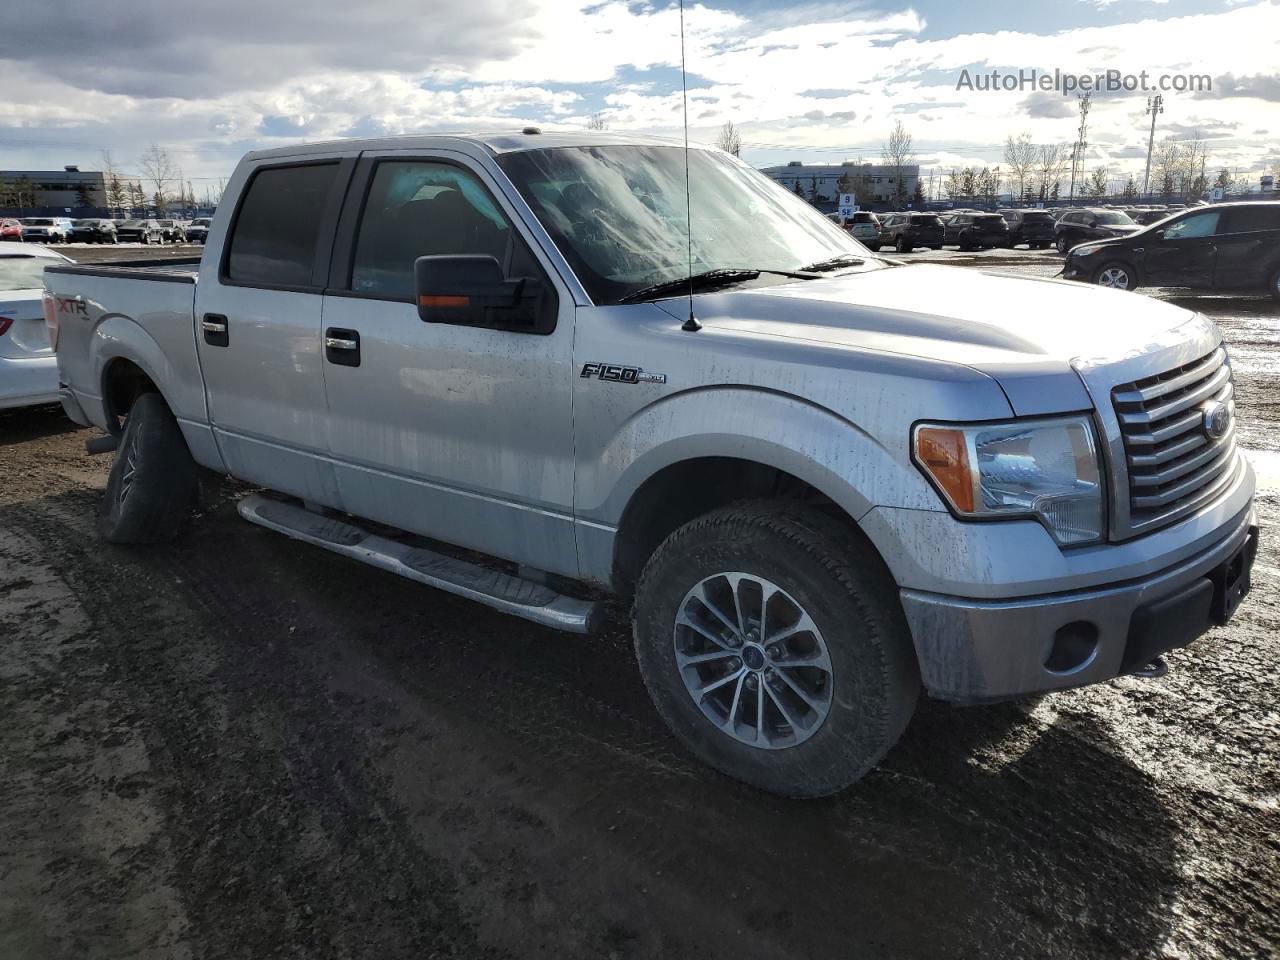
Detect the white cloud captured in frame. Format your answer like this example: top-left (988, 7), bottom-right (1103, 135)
top-left (0, 0), bottom-right (1276, 183)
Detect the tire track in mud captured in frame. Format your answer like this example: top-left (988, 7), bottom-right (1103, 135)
top-left (4, 496), bottom-right (501, 960)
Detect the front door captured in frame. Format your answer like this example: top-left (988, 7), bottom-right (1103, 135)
top-left (318, 152), bottom-right (579, 577)
top-left (1141, 210), bottom-right (1220, 288)
top-left (196, 156), bottom-right (355, 505)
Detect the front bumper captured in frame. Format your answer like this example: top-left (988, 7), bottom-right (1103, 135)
top-left (900, 509), bottom-right (1258, 703)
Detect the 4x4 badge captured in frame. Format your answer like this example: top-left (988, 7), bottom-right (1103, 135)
top-left (580, 362), bottom-right (666, 385)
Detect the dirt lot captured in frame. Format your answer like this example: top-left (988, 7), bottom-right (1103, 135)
top-left (2, 256), bottom-right (1277, 959)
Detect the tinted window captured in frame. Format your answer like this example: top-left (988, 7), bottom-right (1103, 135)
top-left (227, 163), bottom-right (339, 287)
top-left (910, 214), bottom-right (941, 225)
top-left (1022, 211), bottom-right (1052, 222)
top-left (1163, 212), bottom-right (1221, 239)
top-left (1225, 206), bottom-right (1280, 232)
top-left (351, 160), bottom-right (522, 301)
top-left (975, 215), bottom-right (1004, 226)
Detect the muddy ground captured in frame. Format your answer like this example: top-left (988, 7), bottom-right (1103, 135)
top-left (1, 254), bottom-right (1277, 959)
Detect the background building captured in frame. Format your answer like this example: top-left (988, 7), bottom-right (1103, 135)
top-left (760, 160), bottom-right (921, 209)
top-left (0, 166), bottom-right (108, 212)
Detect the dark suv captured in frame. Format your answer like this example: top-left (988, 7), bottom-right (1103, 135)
top-left (1054, 208), bottom-right (1141, 253)
top-left (155, 219), bottom-right (184, 243)
top-left (1062, 201), bottom-right (1280, 300)
top-left (997, 209), bottom-right (1055, 248)
top-left (877, 212), bottom-right (944, 252)
top-left (116, 219), bottom-right (165, 244)
top-left (69, 219), bottom-right (119, 243)
top-left (942, 212), bottom-right (1009, 250)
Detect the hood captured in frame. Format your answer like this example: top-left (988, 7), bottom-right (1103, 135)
top-left (657, 263), bottom-right (1215, 416)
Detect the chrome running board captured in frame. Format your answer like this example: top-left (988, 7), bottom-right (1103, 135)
top-left (237, 493), bottom-right (600, 634)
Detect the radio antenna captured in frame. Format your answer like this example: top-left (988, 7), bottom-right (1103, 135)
top-left (678, 0), bottom-right (700, 332)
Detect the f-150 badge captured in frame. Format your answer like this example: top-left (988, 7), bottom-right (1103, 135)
top-left (580, 362), bottom-right (666, 385)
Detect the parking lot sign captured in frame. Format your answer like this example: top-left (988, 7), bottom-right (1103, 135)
top-left (838, 193), bottom-right (857, 219)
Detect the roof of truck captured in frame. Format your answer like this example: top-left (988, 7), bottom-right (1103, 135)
top-left (242, 129), bottom-right (712, 162)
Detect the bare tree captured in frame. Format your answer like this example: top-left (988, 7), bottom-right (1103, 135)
top-left (1087, 165), bottom-right (1109, 200)
top-left (1180, 133), bottom-right (1209, 199)
top-left (139, 144), bottom-right (176, 215)
top-left (99, 150), bottom-right (128, 215)
top-left (1003, 133), bottom-right (1036, 203)
top-left (585, 113), bottom-right (608, 131)
top-left (714, 120), bottom-right (742, 158)
top-left (1150, 139), bottom-right (1182, 199)
top-left (1034, 143), bottom-right (1070, 202)
top-left (881, 119), bottom-right (915, 208)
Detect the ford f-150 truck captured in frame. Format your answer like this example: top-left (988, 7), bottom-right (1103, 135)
top-left (45, 131), bottom-right (1257, 797)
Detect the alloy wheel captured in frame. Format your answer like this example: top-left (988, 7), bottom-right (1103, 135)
top-left (674, 572), bottom-right (834, 750)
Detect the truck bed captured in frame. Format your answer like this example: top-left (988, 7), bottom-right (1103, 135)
top-left (44, 258), bottom-right (201, 285)
top-left (46, 257), bottom-right (206, 438)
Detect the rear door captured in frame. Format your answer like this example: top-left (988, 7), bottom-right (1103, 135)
top-left (195, 154), bottom-right (356, 504)
top-left (1141, 210), bottom-right (1221, 288)
top-left (1212, 206), bottom-right (1280, 290)
top-left (317, 150), bottom-right (579, 576)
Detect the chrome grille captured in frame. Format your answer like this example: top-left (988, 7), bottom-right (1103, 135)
top-left (1112, 346), bottom-right (1238, 534)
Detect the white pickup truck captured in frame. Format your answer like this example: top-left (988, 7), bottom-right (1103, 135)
top-left (45, 131), bottom-right (1257, 797)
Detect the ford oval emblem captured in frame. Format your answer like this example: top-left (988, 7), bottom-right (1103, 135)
top-left (1201, 400), bottom-right (1230, 441)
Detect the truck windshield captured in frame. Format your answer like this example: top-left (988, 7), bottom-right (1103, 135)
top-left (497, 145), bottom-right (874, 304)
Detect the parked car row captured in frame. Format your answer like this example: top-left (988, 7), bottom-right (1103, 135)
top-left (0, 216), bottom-right (210, 244)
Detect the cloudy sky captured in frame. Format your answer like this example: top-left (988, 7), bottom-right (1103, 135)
top-left (1, 0), bottom-right (1277, 192)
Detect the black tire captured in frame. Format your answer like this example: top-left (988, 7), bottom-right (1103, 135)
top-left (958, 232), bottom-right (973, 251)
top-left (97, 392), bottom-right (200, 543)
top-left (632, 502), bottom-right (919, 798)
top-left (867, 242), bottom-right (880, 252)
top-left (1269, 268), bottom-right (1280, 303)
top-left (1055, 234), bottom-right (1070, 254)
top-left (896, 235), bottom-right (912, 253)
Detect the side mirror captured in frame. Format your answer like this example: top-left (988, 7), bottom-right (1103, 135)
top-left (1089, 219), bottom-right (1099, 228)
top-left (414, 255), bottom-right (536, 325)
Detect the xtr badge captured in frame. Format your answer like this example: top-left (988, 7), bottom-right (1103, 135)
top-left (580, 362), bottom-right (667, 385)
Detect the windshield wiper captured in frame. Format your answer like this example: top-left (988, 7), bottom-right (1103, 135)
top-left (797, 254), bottom-right (867, 273)
top-left (617, 267), bottom-right (811, 304)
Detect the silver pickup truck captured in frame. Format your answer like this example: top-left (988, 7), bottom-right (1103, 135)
top-left (45, 131), bottom-right (1257, 797)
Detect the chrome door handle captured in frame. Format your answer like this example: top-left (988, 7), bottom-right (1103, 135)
top-left (324, 336), bottom-right (359, 350)
top-left (201, 320), bottom-right (226, 334)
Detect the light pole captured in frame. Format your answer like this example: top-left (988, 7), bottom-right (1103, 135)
top-left (1142, 94), bottom-right (1163, 198)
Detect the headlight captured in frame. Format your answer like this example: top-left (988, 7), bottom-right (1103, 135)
top-left (1073, 244), bottom-right (1104, 257)
top-left (913, 416), bottom-right (1104, 545)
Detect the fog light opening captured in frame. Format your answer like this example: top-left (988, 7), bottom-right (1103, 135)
top-left (1046, 621), bottom-right (1099, 674)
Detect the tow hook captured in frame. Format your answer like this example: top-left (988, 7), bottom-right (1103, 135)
top-left (1130, 657), bottom-right (1169, 679)
top-left (85, 434), bottom-right (120, 456)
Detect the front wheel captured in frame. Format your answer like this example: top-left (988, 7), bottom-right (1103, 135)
top-left (1095, 261), bottom-right (1138, 291)
top-left (98, 392), bottom-right (200, 543)
top-left (633, 503), bottom-right (919, 798)
top-left (1055, 235), bottom-right (1071, 254)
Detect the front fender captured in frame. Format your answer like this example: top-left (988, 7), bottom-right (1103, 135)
top-left (576, 385), bottom-right (944, 528)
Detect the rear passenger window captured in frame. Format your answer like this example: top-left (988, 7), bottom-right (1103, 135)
top-left (226, 163), bottom-right (340, 287)
top-left (1225, 207), bottom-right (1280, 233)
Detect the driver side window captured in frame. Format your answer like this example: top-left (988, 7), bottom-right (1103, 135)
top-left (1163, 212), bottom-right (1220, 240)
top-left (350, 160), bottom-right (538, 301)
